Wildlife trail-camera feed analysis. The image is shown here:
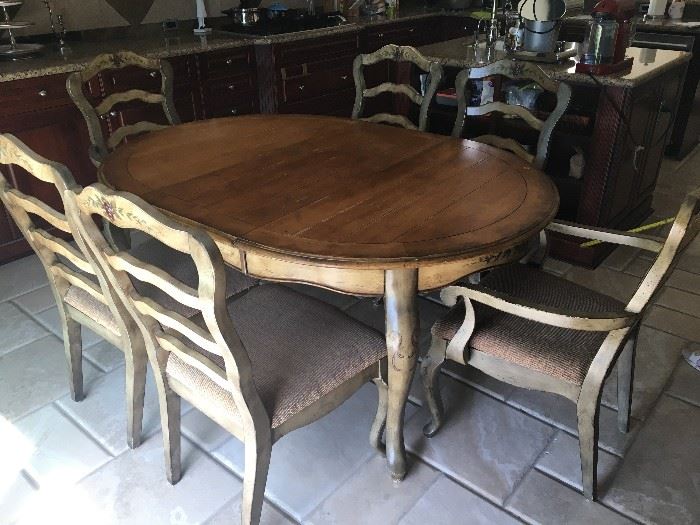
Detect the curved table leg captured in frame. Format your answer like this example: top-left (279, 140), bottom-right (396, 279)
top-left (384, 268), bottom-right (419, 481)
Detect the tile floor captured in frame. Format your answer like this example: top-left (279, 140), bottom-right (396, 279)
top-left (1, 149), bottom-right (700, 524)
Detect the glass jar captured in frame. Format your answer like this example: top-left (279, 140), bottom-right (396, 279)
top-left (581, 14), bottom-right (619, 65)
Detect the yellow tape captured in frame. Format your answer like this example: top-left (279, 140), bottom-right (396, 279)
top-left (580, 217), bottom-right (675, 248)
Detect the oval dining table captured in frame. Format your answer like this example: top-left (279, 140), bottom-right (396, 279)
top-left (101, 114), bottom-right (559, 481)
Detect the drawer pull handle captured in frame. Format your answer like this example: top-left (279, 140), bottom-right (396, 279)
top-left (409, 28), bottom-right (415, 32)
top-left (226, 58), bottom-right (233, 65)
top-left (378, 32), bottom-right (384, 38)
top-left (38, 90), bottom-right (48, 97)
top-left (299, 84), bottom-right (305, 91)
top-left (149, 71), bottom-right (158, 78)
top-left (228, 84), bottom-right (235, 90)
top-left (341, 75), bottom-right (348, 80)
top-left (231, 108), bottom-right (238, 115)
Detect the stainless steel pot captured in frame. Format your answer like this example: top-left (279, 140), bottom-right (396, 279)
top-left (522, 19), bottom-right (561, 53)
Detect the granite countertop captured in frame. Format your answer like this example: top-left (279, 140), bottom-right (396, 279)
top-left (0, 6), bottom-right (695, 83)
top-left (418, 37), bottom-right (691, 88)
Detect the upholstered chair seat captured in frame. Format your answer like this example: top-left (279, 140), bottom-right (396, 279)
top-left (432, 264), bottom-right (625, 385)
top-left (167, 284), bottom-right (387, 429)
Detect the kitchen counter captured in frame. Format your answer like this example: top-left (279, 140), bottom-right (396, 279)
top-left (418, 37), bottom-right (691, 88)
top-left (565, 13), bottom-right (700, 33)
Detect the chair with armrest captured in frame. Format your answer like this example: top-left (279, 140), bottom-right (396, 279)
top-left (352, 44), bottom-right (443, 132)
top-left (64, 182), bottom-right (389, 525)
top-left (452, 59), bottom-right (572, 170)
top-left (420, 186), bottom-right (700, 500)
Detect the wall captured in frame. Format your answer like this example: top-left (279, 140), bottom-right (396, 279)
top-left (13, 0), bottom-right (250, 35)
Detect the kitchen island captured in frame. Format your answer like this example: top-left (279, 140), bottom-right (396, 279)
top-left (418, 38), bottom-right (690, 266)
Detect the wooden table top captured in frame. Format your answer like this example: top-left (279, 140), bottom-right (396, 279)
top-left (102, 115), bottom-right (559, 265)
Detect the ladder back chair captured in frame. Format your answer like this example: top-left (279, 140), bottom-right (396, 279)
top-left (66, 51), bottom-right (181, 169)
top-left (421, 186), bottom-right (700, 501)
top-left (0, 133), bottom-right (146, 446)
top-left (352, 44), bottom-right (444, 132)
top-left (65, 183), bottom-right (389, 525)
top-left (452, 59), bottom-right (572, 169)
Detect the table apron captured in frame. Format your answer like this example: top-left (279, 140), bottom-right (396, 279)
top-left (218, 240), bottom-right (531, 296)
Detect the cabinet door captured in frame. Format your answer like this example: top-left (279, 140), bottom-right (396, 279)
top-left (0, 105), bottom-right (95, 263)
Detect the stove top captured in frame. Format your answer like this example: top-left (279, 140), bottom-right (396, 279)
top-left (223, 13), bottom-right (349, 36)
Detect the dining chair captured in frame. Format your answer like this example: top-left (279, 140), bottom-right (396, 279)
top-left (352, 44), bottom-right (444, 132)
top-left (67, 51), bottom-right (181, 169)
top-left (65, 182), bottom-right (389, 525)
top-left (67, 51), bottom-right (180, 249)
top-left (420, 186), bottom-right (700, 500)
top-left (452, 59), bottom-right (572, 169)
top-left (0, 134), bottom-right (257, 449)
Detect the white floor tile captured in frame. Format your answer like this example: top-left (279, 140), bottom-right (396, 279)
top-left (400, 475), bottom-right (519, 525)
top-left (506, 387), bottom-right (639, 457)
top-left (535, 430), bottom-right (620, 493)
top-left (82, 339), bottom-right (125, 373)
top-left (305, 454), bottom-right (439, 525)
top-left (0, 336), bottom-right (101, 422)
top-left (207, 495), bottom-right (294, 525)
top-left (0, 255), bottom-right (48, 302)
top-left (55, 366), bottom-right (161, 457)
top-left (11, 404), bottom-right (111, 488)
top-left (404, 378), bottom-right (555, 505)
top-left (73, 434), bottom-right (239, 525)
top-left (212, 384), bottom-right (383, 522)
top-left (507, 470), bottom-right (634, 524)
top-left (0, 302), bottom-right (48, 357)
top-left (34, 307), bottom-right (105, 348)
top-left (0, 471), bottom-right (37, 525)
top-left (11, 286), bottom-right (57, 314)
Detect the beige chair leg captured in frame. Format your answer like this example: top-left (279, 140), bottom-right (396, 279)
top-left (159, 387), bottom-right (182, 485)
top-left (241, 434), bottom-right (272, 525)
top-left (61, 311), bottom-right (84, 402)
top-left (616, 338), bottom-right (636, 434)
top-left (577, 395), bottom-right (602, 501)
top-left (125, 342), bottom-right (147, 449)
top-left (370, 375), bottom-right (388, 452)
top-left (421, 337), bottom-right (447, 438)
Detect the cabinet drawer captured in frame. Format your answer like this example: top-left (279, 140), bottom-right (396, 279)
top-left (202, 75), bottom-right (257, 107)
top-left (281, 66), bottom-right (354, 104)
top-left (0, 74), bottom-right (74, 117)
top-left (200, 47), bottom-right (256, 80)
top-left (101, 55), bottom-right (193, 93)
top-left (276, 33), bottom-right (359, 66)
top-left (279, 88), bottom-right (355, 116)
top-left (205, 96), bottom-right (258, 119)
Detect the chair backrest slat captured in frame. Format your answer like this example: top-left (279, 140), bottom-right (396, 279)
top-left (626, 187), bottom-right (700, 314)
top-left (67, 51), bottom-right (181, 167)
top-left (95, 89), bottom-right (166, 116)
top-left (352, 44), bottom-right (443, 132)
top-left (453, 59), bottom-right (572, 169)
top-left (65, 183), bottom-right (270, 427)
top-left (0, 134), bottom-right (103, 303)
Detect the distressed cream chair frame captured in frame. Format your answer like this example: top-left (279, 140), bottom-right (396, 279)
top-left (421, 187), bottom-right (700, 500)
top-left (0, 134), bottom-right (147, 448)
top-left (66, 51), bottom-right (181, 169)
top-left (452, 59), bottom-right (572, 169)
top-left (65, 183), bottom-right (389, 525)
top-left (352, 44), bottom-right (444, 132)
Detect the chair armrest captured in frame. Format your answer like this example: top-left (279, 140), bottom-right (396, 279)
top-left (546, 220), bottom-right (664, 253)
top-left (441, 284), bottom-right (637, 332)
